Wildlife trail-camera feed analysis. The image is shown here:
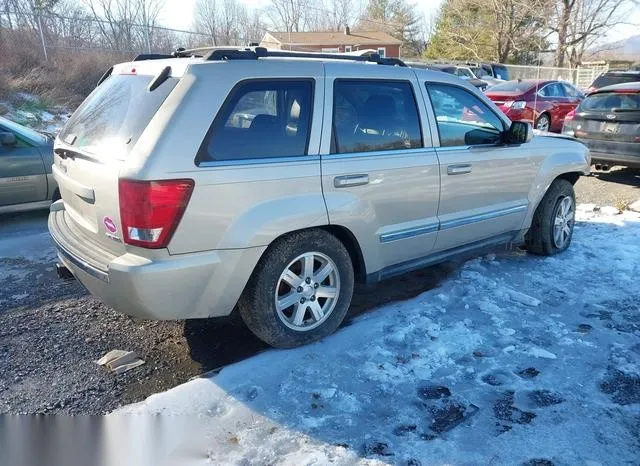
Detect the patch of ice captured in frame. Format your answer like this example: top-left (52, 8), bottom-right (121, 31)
top-left (526, 347), bottom-right (557, 359)
top-left (600, 205), bottom-right (620, 216)
top-left (505, 288), bottom-right (541, 307)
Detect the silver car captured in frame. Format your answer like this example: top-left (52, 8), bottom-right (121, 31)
top-left (0, 116), bottom-right (59, 214)
top-left (48, 48), bottom-right (590, 348)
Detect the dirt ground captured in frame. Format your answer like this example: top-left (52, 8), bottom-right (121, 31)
top-left (0, 168), bottom-right (638, 414)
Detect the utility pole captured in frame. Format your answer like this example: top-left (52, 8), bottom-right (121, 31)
top-left (36, 8), bottom-right (48, 61)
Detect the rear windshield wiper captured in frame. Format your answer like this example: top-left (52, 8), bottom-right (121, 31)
top-left (54, 147), bottom-right (85, 160)
top-left (148, 66), bottom-right (171, 92)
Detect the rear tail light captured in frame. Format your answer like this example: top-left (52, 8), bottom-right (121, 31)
top-left (565, 109), bottom-right (576, 121)
top-left (504, 101), bottom-right (526, 109)
top-left (119, 179), bottom-right (194, 249)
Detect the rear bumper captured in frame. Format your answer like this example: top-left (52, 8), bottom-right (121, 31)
top-left (48, 205), bottom-right (266, 320)
top-left (580, 139), bottom-right (640, 167)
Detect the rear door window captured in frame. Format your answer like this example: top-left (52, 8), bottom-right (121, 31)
top-left (539, 83), bottom-right (566, 98)
top-left (332, 80), bottom-right (422, 154)
top-left (198, 80), bottom-right (313, 163)
top-left (59, 74), bottom-right (178, 158)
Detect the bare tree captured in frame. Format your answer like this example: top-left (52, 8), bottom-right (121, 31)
top-left (193, 0), bottom-right (218, 45)
top-left (268, 0), bottom-right (308, 32)
top-left (550, 0), bottom-right (635, 67)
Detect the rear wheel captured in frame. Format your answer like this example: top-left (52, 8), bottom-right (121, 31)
top-left (535, 113), bottom-right (551, 132)
top-left (525, 179), bottom-right (575, 255)
top-left (238, 230), bottom-right (354, 348)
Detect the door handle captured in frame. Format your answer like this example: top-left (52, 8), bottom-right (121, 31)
top-left (334, 174), bottom-right (369, 188)
top-left (447, 164), bottom-right (472, 175)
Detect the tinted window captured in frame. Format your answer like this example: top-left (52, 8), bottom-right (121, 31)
top-left (539, 83), bottom-right (565, 98)
top-left (579, 92), bottom-right (640, 111)
top-left (492, 65), bottom-right (509, 80)
top-left (426, 83), bottom-right (504, 147)
top-left (332, 80), bottom-right (422, 154)
top-left (456, 68), bottom-right (474, 78)
top-left (59, 74), bottom-right (178, 157)
top-left (488, 81), bottom-right (536, 93)
top-left (592, 73), bottom-right (640, 89)
top-left (562, 83), bottom-right (583, 98)
top-left (199, 80), bottom-right (313, 163)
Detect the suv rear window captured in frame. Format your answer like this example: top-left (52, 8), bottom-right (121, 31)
top-left (59, 74), bottom-right (178, 157)
top-left (580, 92), bottom-right (640, 111)
top-left (198, 80), bottom-right (313, 163)
top-left (592, 73), bottom-right (640, 89)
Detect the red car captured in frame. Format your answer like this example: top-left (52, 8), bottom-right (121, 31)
top-left (486, 79), bottom-right (585, 132)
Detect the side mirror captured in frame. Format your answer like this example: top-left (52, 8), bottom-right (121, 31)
top-left (0, 132), bottom-right (17, 147)
top-left (503, 121), bottom-right (533, 144)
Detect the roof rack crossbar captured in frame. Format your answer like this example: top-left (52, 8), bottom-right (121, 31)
top-left (203, 46), bottom-right (405, 66)
top-left (133, 53), bottom-right (174, 61)
top-left (132, 46), bottom-right (406, 66)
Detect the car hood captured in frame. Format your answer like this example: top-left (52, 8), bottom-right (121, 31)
top-left (534, 129), bottom-right (585, 145)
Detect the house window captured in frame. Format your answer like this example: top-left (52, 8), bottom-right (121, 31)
top-left (321, 47), bottom-right (340, 53)
top-left (344, 45), bottom-right (352, 53)
top-left (377, 47), bottom-right (386, 58)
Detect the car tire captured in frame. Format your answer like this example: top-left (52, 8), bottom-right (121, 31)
top-left (238, 229), bottom-right (354, 348)
top-left (535, 113), bottom-right (551, 132)
top-left (525, 179), bottom-right (575, 256)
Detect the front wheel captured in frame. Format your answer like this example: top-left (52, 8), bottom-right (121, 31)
top-left (525, 179), bottom-right (576, 255)
top-left (238, 230), bottom-right (354, 348)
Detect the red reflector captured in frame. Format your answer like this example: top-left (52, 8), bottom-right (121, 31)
top-left (119, 179), bottom-right (194, 249)
top-left (565, 109), bottom-right (576, 121)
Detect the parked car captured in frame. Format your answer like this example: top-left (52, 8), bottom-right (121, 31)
top-left (562, 82), bottom-right (640, 169)
top-left (49, 47), bottom-right (589, 348)
top-left (0, 116), bottom-right (58, 214)
top-left (410, 63), bottom-right (489, 92)
top-left (466, 62), bottom-right (510, 82)
top-left (465, 63), bottom-right (507, 86)
top-left (486, 79), bottom-right (585, 132)
top-left (587, 70), bottom-right (640, 94)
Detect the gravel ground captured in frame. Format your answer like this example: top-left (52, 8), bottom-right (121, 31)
top-left (575, 166), bottom-right (640, 207)
top-left (0, 169), bottom-right (638, 414)
top-left (0, 211), bottom-right (456, 414)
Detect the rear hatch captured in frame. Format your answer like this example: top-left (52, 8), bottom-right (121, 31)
top-left (53, 68), bottom-right (179, 257)
top-left (571, 91), bottom-right (640, 145)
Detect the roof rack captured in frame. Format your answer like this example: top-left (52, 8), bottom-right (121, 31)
top-left (205, 46), bottom-right (405, 66)
top-left (134, 46), bottom-right (405, 66)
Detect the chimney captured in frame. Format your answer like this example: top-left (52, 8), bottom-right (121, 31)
top-left (344, 25), bottom-right (350, 35)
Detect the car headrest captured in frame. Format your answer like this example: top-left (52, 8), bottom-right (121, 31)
top-left (290, 99), bottom-right (301, 121)
top-left (361, 94), bottom-right (396, 124)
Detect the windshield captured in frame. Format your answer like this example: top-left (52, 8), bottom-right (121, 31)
top-left (487, 81), bottom-right (536, 93)
top-left (0, 116), bottom-right (48, 144)
top-left (59, 74), bottom-right (178, 157)
top-left (592, 74), bottom-right (640, 89)
top-left (579, 92), bottom-right (640, 111)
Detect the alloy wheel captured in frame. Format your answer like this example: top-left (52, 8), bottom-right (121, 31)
top-left (536, 115), bottom-right (550, 131)
top-left (274, 252), bottom-right (340, 331)
top-left (553, 196), bottom-right (574, 249)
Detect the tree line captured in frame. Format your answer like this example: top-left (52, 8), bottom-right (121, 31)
top-left (1, 0), bottom-right (633, 65)
top-left (426, 0), bottom-right (637, 67)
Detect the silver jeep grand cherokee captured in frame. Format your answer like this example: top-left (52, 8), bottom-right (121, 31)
top-left (49, 48), bottom-right (590, 348)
